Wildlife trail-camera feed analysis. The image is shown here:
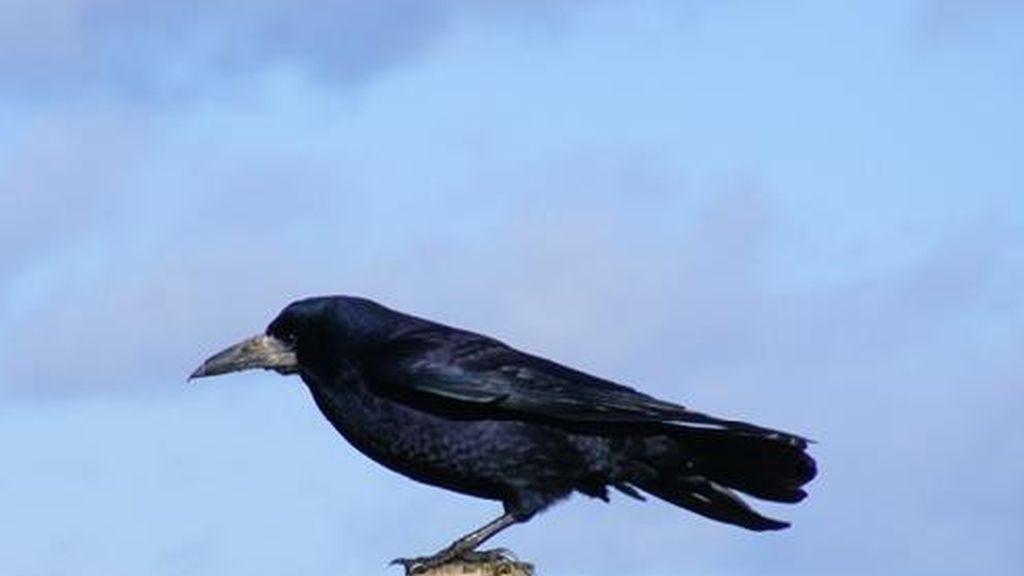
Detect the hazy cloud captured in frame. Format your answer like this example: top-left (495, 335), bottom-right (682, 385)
top-left (0, 107), bottom-right (151, 288)
top-left (0, 0), bottom-right (606, 101)
top-left (1, 0), bottom-right (441, 98)
top-left (911, 0), bottom-right (1024, 41)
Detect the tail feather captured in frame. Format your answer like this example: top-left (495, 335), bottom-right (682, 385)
top-left (623, 422), bottom-right (817, 530)
top-left (677, 427), bottom-right (816, 503)
top-left (632, 474), bottom-right (790, 531)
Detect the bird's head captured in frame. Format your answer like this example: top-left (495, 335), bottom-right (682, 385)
top-left (189, 295), bottom-right (406, 380)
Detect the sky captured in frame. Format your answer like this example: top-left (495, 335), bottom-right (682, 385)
top-left (1, 1), bottom-right (1022, 575)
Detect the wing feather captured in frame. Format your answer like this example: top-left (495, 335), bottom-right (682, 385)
top-left (362, 328), bottom-right (792, 437)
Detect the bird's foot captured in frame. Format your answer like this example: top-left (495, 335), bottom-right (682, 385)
top-left (390, 547), bottom-right (518, 575)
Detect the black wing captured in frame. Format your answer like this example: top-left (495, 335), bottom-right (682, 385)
top-left (362, 326), bottom-right (792, 436)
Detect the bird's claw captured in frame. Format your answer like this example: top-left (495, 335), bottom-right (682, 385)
top-left (387, 557), bottom-right (420, 574)
top-left (389, 552), bottom-right (450, 575)
top-left (390, 547), bottom-right (518, 575)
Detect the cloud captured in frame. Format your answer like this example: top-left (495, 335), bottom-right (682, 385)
top-left (0, 132), bottom-right (370, 397)
top-left (0, 0), bottom-right (605, 102)
top-left (910, 0), bottom-right (1024, 41)
top-left (0, 106), bottom-right (151, 289)
top-left (1, 0), bottom-right (444, 99)
top-left (0, 153), bottom-right (782, 401)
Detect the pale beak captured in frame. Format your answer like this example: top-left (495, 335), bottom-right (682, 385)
top-left (189, 334), bottom-right (298, 380)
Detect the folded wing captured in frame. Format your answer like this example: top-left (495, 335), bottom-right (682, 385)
top-left (363, 328), bottom-right (807, 446)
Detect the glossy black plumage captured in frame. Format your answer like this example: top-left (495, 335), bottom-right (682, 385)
top-left (193, 295), bottom-right (817, 568)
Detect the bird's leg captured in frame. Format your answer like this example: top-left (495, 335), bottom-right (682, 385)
top-left (390, 512), bottom-right (519, 574)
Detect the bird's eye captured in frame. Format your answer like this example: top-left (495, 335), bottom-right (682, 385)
top-left (279, 331), bottom-right (298, 346)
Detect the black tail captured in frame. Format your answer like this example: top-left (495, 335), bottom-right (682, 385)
top-left (624, 423), bottom-right (817, 531)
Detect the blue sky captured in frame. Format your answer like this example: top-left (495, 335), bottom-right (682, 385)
top-left (1, 1), bottom-right (1022, 575)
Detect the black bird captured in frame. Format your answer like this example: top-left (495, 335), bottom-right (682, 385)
top-left (191, 296), bottom-right (816, 572)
